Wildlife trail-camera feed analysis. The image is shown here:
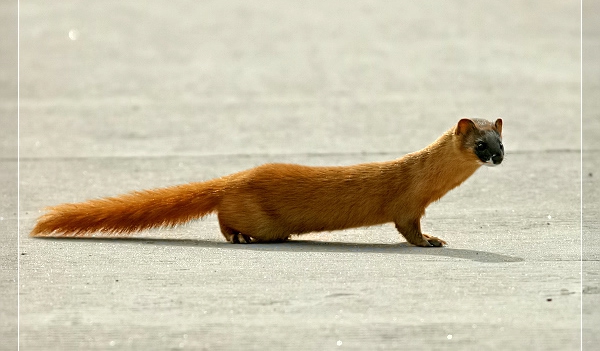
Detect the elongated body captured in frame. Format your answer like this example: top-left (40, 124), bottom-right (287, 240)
top-left (31, 118), bottom-right (503, 247)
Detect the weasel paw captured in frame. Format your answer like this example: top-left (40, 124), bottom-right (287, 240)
top-left (422, 234), bottom-right (447, 247)
top-left (230, 233), bottom-right (253, 244)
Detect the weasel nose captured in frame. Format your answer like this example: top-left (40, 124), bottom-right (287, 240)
top-left (492, 154), bottom-right (503, 165)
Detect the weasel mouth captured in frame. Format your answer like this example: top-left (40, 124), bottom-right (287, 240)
top-left (480, 156), bottom-right (503, 166)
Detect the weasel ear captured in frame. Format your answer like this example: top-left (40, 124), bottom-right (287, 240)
top-left (494, 118), bottom-right (503, 135)
top-left (455, 118), bottom-right (476, 136)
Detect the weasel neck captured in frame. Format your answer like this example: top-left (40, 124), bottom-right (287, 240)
top-left (400, 131), bottom-right (481, 206)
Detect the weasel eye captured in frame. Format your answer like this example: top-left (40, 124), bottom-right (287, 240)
top-left (476, 142), bottom-right (487, 152)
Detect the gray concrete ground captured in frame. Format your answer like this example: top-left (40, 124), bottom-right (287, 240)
top-left (3, 0), bottom-right (597, 350)
top-left (583, 0), bottom-right (600, 348)
top-left (1, 1), bottom-right (19, 350)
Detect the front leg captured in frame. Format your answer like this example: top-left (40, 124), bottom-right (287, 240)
top-left (395, 219), bottom-right (446, 247)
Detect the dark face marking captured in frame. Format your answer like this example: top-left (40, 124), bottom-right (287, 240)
top-left (455, 118), bottom-right (504, 166)
top-left (474, 130), bottom-right (504, 165)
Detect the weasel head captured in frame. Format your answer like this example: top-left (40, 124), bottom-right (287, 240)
top-left (455, 118), bottom-right (504, 166)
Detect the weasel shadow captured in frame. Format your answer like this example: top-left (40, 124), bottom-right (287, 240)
top-left (233, 240), bottom-right (523, 263)
top-left (41, 237), bottom-right (524, 263)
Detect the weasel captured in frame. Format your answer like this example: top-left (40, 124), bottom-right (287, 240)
top-left (30, 118), bottom-right (503, 247)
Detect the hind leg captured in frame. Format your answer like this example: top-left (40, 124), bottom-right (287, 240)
top-left (219, 223), bottom-right (290, 244)
top-left (219, 223), bottom-right (253, 244)
top-left (217, 208), bottom-right (291, 243)
top-left (218, 211), bottom-right (254, 244)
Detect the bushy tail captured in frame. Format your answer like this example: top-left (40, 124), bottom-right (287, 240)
top-left (30, 179), bottom-right (224, 237)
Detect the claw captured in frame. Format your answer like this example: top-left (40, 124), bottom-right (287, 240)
top-left (230, 233), bottom-right (252, 244)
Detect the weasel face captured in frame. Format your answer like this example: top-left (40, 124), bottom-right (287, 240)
top-left (455, 118), bottom-right (504, 166)
top-left (474, 131), bottom-right (504, 166)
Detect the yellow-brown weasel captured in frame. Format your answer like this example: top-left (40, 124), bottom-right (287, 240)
top-left (31, 118), bottom-right (503, 247)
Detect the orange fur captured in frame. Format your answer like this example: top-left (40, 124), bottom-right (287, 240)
top-left (31, 118), bottom-right (503, 247)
